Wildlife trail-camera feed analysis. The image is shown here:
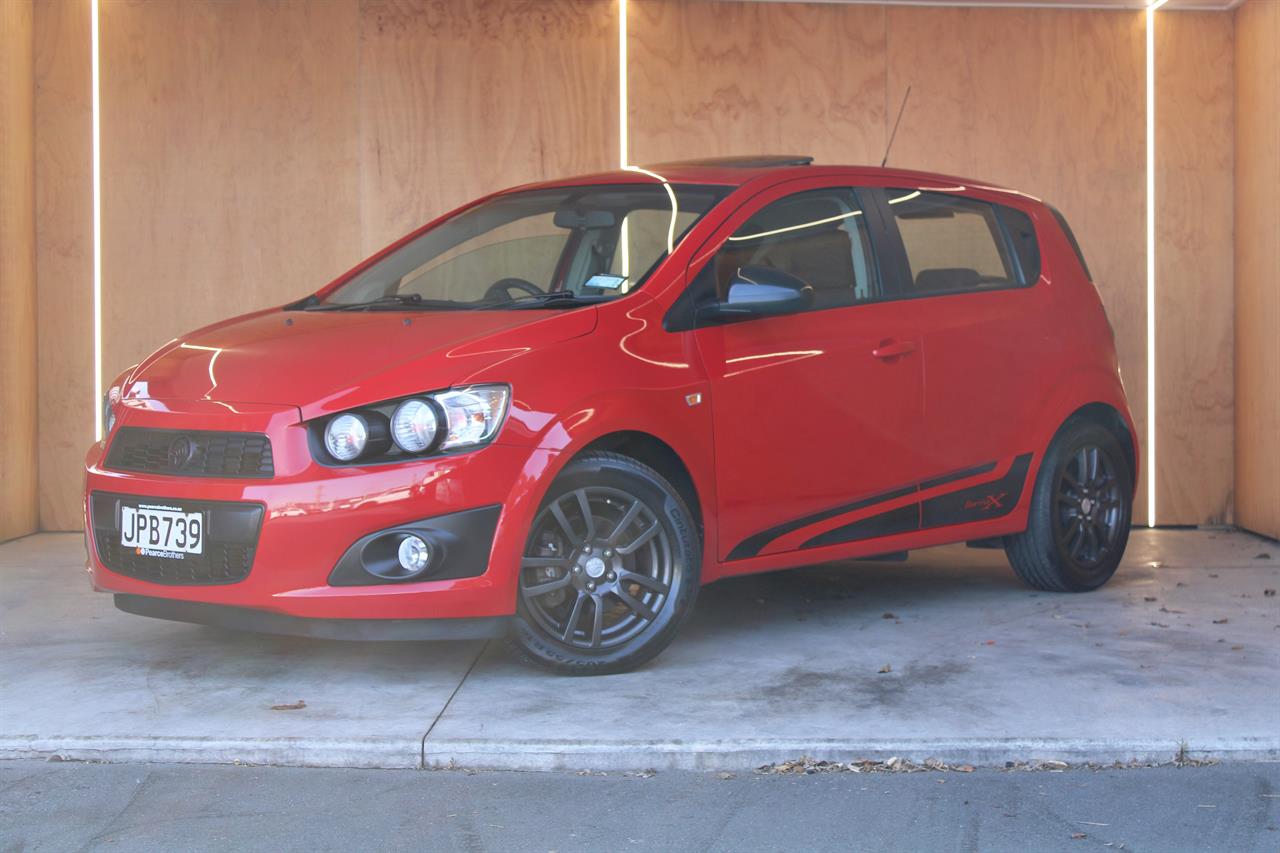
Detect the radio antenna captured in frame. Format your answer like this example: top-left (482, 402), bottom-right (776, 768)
top-left (880, 86), bottom-right (912, 168)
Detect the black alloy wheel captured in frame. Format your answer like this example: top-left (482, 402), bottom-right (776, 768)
top-left (1005, 419), bottom-right (1133, 592)
top-left (509, 452), bottom-right (700, 674)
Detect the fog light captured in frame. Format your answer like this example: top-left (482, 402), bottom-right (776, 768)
top-left (397, 535), bottom-right (431, 574)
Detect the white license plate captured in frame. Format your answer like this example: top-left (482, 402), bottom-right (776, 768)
top-left (120, 504), bottom-right (204, 556)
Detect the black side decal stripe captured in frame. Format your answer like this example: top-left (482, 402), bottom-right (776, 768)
top-left (919, 460), bottom-right (997, 492)
top-left (726, 454), bottom-right (1033, 561)
top-left (920, 453), bottom-right (1032, 529)
top-left (725, 484), bottom-right (917, 561)
top-left (800, 504), bottom-right (919, 550)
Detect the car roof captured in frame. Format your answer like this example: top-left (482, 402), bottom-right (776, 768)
top-left (506, 156), bottom-right (1025, 198)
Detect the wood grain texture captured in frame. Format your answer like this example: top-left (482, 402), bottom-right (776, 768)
top-left (627, 0), bottom-right (886, 167)
top-left (1233, 0), bottom-right (1280, 539)
top-left (358, 0), bottom-right (619, 255)
top-left (33, 0), bottom-right (93, 532)
top-left (1, 0), bottom-right (39, 542)
top-left (1155, 11), bottom-right (1234, 525)
top-left (99, 0), bottom-right (363, 387)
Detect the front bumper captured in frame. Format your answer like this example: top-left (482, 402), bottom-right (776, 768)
top-left (85, 399), bottom-right (556, 623)
top-left (114, 594), bottom-right (509, 641)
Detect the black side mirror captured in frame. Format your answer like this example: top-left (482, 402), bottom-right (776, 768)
top-left (696, 265), bottom-right (814, 324)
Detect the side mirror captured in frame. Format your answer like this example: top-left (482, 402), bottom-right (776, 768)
top-left (697, 265), bottom-right (814, 324)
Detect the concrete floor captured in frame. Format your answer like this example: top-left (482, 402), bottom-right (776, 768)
top-left (1, 530), bottom-right (1277, 770)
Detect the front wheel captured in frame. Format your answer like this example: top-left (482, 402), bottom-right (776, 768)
top-left (507, 452), bottom-right (700, 675)
top-left (1004, 420), bottom-right (1133, 592)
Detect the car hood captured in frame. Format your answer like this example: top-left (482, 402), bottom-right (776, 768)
top-left (126, 307), bottom-right (598, 417)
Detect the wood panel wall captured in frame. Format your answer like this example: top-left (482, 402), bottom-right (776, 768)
top-left (359, 0), bottom-right (619, 255)
top-left (1233, 0), bottom-right (1280, 540)
top-left (0, 0), bottom-right (39, 542)
top-left (29, 0), bottom-right (1242, 530)
top-left (33, 0), bottom-right (93, 532)
top-left (1156, 12), bottom-right (1235, 526)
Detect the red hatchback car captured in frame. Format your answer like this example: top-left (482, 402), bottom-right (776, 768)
top-left (87, 156), bottom-right (1137, 674)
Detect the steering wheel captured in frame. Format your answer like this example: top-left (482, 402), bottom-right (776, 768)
top-left (483, 277), bottom-right (543, 301)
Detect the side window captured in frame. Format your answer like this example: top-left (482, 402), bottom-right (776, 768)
top-left (886, 190), bottom-right (1022, 295)
top-left (712, 187), bottom-right (877, 310)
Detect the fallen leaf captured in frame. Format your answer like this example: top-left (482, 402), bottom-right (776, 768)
top-left (1209, 573), bottom-right (1219, 578)
top-left (1072, 833), bottom-right (1088, 840)
top-left (1232, 645), bottom-right (1244, 651)
top-left (269, 700), bottom-right (306, 711)
top-left (1144, 596), bottom-right (1157, 602)
top-left (1213, 618), bottom-right (1229, 624)
top-left (879, 664), bottom-right (893, 674)
top-left (983, 640), bottom-right (996, 646)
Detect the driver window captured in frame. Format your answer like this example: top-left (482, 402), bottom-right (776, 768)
top-left (397, 213), bottom-right (564, 301)
top-left (714, 188), bottom-right (875, 310)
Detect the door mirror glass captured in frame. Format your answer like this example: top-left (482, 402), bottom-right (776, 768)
top-left (698, 265), bottom-right (814, 323)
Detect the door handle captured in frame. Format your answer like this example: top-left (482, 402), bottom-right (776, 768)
top-left (872, 340), bottom-right (917, 359)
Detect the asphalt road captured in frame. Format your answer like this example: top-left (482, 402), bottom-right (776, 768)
top-left (2, 760), bottom-right (1278, 852)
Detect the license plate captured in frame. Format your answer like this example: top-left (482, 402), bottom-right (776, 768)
top-left (120, 503), bottom-right (204, 557)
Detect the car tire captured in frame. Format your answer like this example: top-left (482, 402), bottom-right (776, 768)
top-left (1004, 419), bottom-right (1133, 592)
top-left (507, 451), bottom-right (701, 675)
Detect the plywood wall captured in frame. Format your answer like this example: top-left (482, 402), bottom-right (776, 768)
top-left (99, 0), bottom-right (364, 383)
top-left (1156, 12), bottom-right (1235, 526)
top-left (30, 0), bottom-right (1242, 530)
top-left (359, 0), bottom-right (619, 255)
top-left (627, 0), bottom-right (886, 166)
top-left (1233, 0), bottom-right (1280, 540)
top-left (33, 0), bottom-right (94, 532)
top-left (0, 0), bottom-right (39, 542)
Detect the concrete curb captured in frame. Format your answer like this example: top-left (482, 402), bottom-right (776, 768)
top-left (5, 735), bottom-right (1279, 771)
top-left (0, 736), bottom-right (421, 769)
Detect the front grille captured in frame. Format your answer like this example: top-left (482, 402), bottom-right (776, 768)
top-left (90, 492), bottom-right (263, 586)
top-left (97, 537), bottom-right (255, 585)
top-left (105, 428), bottom-right (274, 479)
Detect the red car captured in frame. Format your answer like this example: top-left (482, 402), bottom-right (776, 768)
top-left (87, 156), bottom-right (1137, 674)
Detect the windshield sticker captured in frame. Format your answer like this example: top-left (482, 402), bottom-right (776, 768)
top-left (584, 274), bottom-right (627, 290)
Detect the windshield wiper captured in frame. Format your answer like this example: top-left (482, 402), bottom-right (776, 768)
top-left (474, 291), bottom-right (609, 310)
top-left (305, 294), bottom-right (470, 312)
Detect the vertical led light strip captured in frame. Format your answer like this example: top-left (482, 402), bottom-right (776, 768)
top-left (91, 0), bottom-right (103, 440)
top-left (1145, 0), bottom-right (1166, 527)
top-left (618, 0), bottom-right (628, 169)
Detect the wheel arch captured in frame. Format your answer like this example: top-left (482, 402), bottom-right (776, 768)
top-left (1056, 402), bottom-right (1139, 495)
top-left (571, 431), bottom-right (704, 546)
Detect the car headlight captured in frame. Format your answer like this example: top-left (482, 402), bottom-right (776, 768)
top-left (316, 384), bottom-right (510, 465)
top-left (391, 398), bottom-right (440, 453)
top-left (102, 386), bottom-right (121, 436)
top-left (325, 413), bottom-right (369, 461)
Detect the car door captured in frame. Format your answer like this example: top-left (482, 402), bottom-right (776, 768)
top-left (869, 186), bottom-right (1047, 530)
top-left (684, 180), bottom-right (927, 563)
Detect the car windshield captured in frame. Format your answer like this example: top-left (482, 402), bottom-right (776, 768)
top-left (313, 182), bottom-right (728, 310)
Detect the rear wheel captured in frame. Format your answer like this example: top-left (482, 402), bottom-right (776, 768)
top-left (1005, 420), bottom-right (1132, 592)
top-left (508, 452), bottom-right (700, 675)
